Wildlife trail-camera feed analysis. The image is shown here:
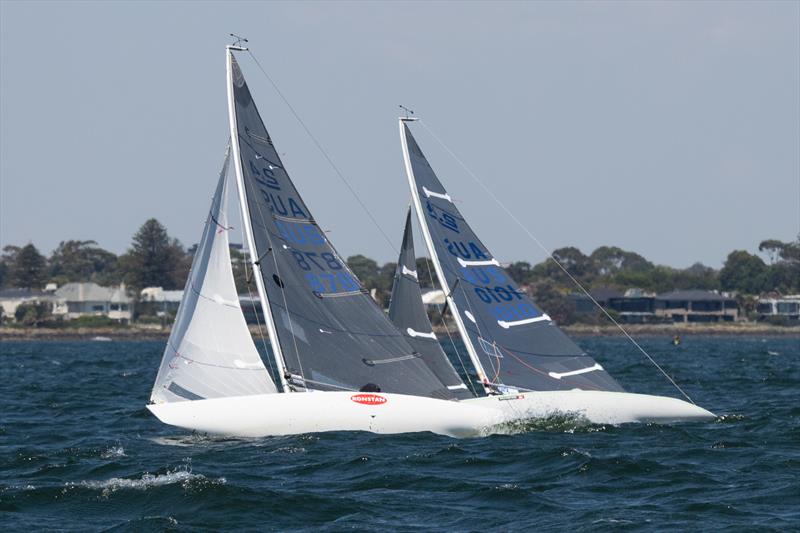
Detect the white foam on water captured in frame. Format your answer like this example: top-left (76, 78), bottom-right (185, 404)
top-left (67, 469), bottom-right (226, 497)
top-left (100, 446), bottom-right (126, 459)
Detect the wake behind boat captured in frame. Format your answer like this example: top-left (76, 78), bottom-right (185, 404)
top-left (147, 43), bottom-right (713, 438)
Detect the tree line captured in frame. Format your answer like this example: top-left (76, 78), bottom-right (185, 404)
top-left (1, 218), bottom-right (798, 309)
top-left (347, 240), bottom-right (800, 315)
top-left (1, 219), bottom-right (190, 292)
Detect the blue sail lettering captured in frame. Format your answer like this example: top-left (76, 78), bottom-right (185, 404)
top-left (266, 192), bottom-right (288, 215)
top-left (276, 221), bottom-right (325, 245)
top-left (426, 201), bottom-right (459, 232)
top-left (490, 302), bottom-right (539, 322)
top-left (469, 243), bottom-right (487, 260)
top-left (250, 160), bottom-right (281, 190)
top-left (443, 238), bottom-right (488, 260)
top-left (306, 272), bottom-right (358, 293)
top-left (288, 198), bottom-right (307, 218)
top-left (264, 193), bottom-right (308, 219)
top-left (444, 238), bottom-right (470, 259)
top-left (486, 266), bottom-right (506, 283)
top-left (494, 286), bottom-right (513, 301)
top-left (474, 287), bottom-right (492, 303)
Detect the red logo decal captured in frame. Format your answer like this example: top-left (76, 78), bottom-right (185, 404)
top-left (350, 394), bottom-right (387, 405)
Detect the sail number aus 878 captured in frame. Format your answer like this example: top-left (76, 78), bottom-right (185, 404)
top-left (275, 219), bottom-right (360, 294)
top-left (290, 250), bottom-right (359, 294)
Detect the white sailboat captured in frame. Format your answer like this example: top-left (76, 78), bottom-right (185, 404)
top-left (147, 44), bottom-right (714, 438)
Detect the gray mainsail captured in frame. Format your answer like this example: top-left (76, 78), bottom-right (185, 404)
top-left (151, 150), bottom-right (277, 403)
top-left (227, 52), bottom-right (455, 399)
top-left (400, 122), bottom-right (623, 394)
top-left (388, 209), bottom-right (473, 400)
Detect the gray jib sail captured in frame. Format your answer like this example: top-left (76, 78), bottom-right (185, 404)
top-left (388, 209), bottom-right (473, 400)
top-left (150, 149), bottom-right (277, 403)
top-left (401, 123), bottom-right (623, 393)
top-left (228, 54), bottom-right (455, 399)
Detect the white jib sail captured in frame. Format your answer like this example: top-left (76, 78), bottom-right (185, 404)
top-left (150, 149), bottom-right (277, 403)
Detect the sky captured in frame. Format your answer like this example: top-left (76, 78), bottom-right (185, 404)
top-left (1, 1), bottom-right (798, 269)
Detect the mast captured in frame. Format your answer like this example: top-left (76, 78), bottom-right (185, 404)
top-left (398, 118), bottom-right (491, 393)
top-left (226, 45), bottom-right (290, 392)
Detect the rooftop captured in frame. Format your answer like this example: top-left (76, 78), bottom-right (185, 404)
top-left (656, 290), bottom-right (734, 302)
top-left (55, 282), bottom-right (132, 303)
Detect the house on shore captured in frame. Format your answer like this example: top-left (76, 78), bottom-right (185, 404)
top-left (756, 295), bottom-right (800, 321)
top-left (0, 287), bottom-right (61, 320)
top-left (654, 290), bottom-right (738, 323)
top-left (140, 287), bottom-right (183, 315)
top-left (569, 288), bottom-right (659, 323)
top-left (570, 288), bottom-right (739, 323)
top-left (53, 282), bottom-right (133, 323)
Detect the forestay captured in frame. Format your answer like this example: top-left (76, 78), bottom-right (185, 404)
top-left (388, 209), bottom-right (473, 400)
top-left (228, 53), bottom-right (455, 399)
top-left (150, 151), bottom-right (277, 403)
top-left (400, 123), bottom-right (623, 393)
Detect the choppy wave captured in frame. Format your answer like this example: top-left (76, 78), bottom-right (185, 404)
top-left (481, 412), bottom-right (602, 435)
top-left (1, 337), bottom-right (798, 530)
top-left (65, 468), bottom-right (226, 497)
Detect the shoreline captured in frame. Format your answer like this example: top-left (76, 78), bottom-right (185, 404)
top-left (1, 322), bottom-right (798, 341)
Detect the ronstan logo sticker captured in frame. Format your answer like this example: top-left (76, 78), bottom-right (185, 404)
top-left (350, 394), bottom-right (387, 405)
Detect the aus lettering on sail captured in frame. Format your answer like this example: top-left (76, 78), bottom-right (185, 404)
top-left (244, 151), bottom-right (309, 220)
top-left (446, 239), bottom-right (546, 327)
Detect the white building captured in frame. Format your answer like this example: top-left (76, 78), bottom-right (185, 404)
top-left (757, 295), bottom-right (800, 320)
top-left (140, 287), bottom-right (183, 315)
top-left (53, 282), bottom-right (133, 323)
top-left (0, 288), bottom-right (61, 320)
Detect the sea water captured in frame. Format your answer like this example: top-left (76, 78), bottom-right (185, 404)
top-left (1, 336), bottom-right (798, 531)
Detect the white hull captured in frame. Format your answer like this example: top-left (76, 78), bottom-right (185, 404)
top-left (147, 390), bottom-right (715, 438)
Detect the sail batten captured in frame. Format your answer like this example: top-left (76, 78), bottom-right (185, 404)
top-left (226, 53), bottom-right (456, 400)
top-left (400, 122), bottom-right (624, 394)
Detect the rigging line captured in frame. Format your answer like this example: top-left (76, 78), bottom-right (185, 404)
top-left (242, 254), bottom-right (277, 379)
top-left (246, 173), bottom-right (308, 388)
top-left (417, 120), bottom-right (696, 405)
top-left (422, 254), bottom-right (479, 398)
top-left (232, 141), bottom-right (279, 382)
top-left (454, 273), bottom-right (501, 385)
top-left (245, 50), bottom-right (399, 255)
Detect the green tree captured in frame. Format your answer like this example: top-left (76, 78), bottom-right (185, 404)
top-left (528, 281), bottom-right (576, 324)
top-left (506, 261), bottom-right (533, 285)
top-left (8, 244), bottom-right (47, 289)
top-left (758, 239), bottom-right (785, 264)
top-left (118, 219), bottom-right (189, 290)
top-left (415, 257), bottom-right (436, 288)
top-left (778, 239), bottom-right (800, 262)
top-left (719, 250), bottom-right (767, 294)
top-left (764, 261), bottom-right (800, 293)
top-left (532, 247), bottom-right (595, 287)
top-left (0, 258), bottom-right (7, 288)
top-left (49, 240), bottom-right (118, 285)
top-left (230, 247), bottom-right (251, 294)
top-left (14, 301), bottom-right (53, 327)
top-left (346, 254), bottom-right (380, 286)
top-left (590, 246), bottom-right (653, 276)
